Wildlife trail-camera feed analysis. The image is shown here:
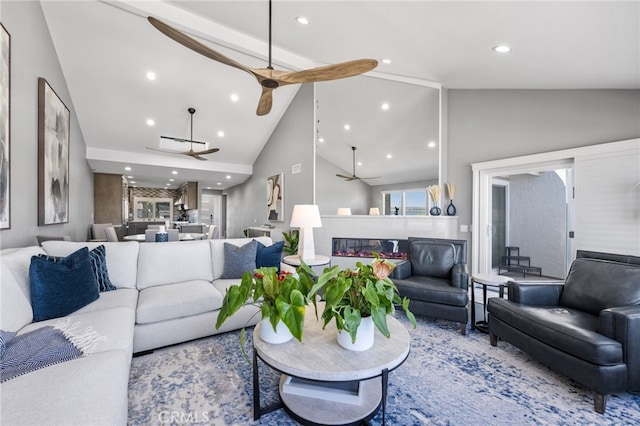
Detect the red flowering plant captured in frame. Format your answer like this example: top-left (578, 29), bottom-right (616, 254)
top-left (309, 253), bottom-right (417, 343)
top-left (215, 264), bottom-right (316, 356)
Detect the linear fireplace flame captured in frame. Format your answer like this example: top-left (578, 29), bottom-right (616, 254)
top-left (332, 238), bottom-right (408, 260)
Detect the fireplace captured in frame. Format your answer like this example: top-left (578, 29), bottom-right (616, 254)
top-left (332, 238), bottom-right (408, 260)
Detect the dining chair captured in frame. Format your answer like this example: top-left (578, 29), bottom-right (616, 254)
top-left (207, 225), bottom-right (216, 240)
top-left (36, 235), bottom-right (71, 246)
top-left (90, 223), bottom-right (112, 242)
top-left (147, 225), bottom-right (161, 230)
top-left (105, 226), bottom-right (119, 242)
top-left (144, 229), bottom-right (157, 242)
top-left (167, 229), bottom-right (179, 241)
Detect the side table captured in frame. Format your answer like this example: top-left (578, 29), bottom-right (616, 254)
top-left (282, 254), bottom-right (331, 267)
top-left (470, 273), bottom-right (512, 333)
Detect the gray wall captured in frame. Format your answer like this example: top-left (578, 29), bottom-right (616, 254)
top-left (447, 89), bottom-right (640, 269)
top-left (316, 155), bottom-right (371, 215)
top-left (0, 2), bottom-right (94, 249)
top-left (225, 84), bottom-right (314, 238)
top-left (508, 171), bottom-right (567, 279)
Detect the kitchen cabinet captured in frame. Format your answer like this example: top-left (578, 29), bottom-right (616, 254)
top-left (94, 173), bottom-right (127, 225)
top-left (179, 182), bottom-right (198, 210)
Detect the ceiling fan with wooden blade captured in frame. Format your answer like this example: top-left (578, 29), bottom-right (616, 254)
top-left (146, 107), bottom-right (219, 161)
top-left (336, 146), bottom-right (380, 181)
top-left (148, 0), bottom-right (378, 116)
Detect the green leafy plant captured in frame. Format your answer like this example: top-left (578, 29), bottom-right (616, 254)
top-left (309, 254), bottom-right (417, 343)
top-left (215, 264), bottom-right (316, 360)
top-left (282, 229), bottom-right (299, 255)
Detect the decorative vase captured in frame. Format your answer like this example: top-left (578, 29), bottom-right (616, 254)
top-left (429, 206), bottom-right (442, 216)
top-left (337, 316), bottom-right (374, 351)
top-left (446, 200), bottom-right (457, 216)
top-left (259, 318), bottom-right (293, 344)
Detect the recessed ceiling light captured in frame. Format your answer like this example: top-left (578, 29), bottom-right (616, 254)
top-left (217, 131), bottom-right (225, 138)
top-left (126, 175), bottom-right (133, 179)
top-left (492, 45), bottom-right (511, 54)
top-left (130, 181), bottom-right (136, 184)
top-left (226, 175), bottom-right (231, 179)
top-left (381, 59), bottom-right (391, 64)
top-left (206, 186), bottom-right (211, 190)
top-left (230, 93), bottom-right (239, 102)
top-left (381, 103), bottom-right (389, 111)
top-left (318, 137), bottom-right (324, 143)
top-left (386, 154), bottom-right (392, 159)
top-left (428, 141), bottom-right (437, 148)
top-left (169, 178), bottom-right (174, 182)
top-left (125, 167), bottom-right (132, 171)
top-left (344, 124), bottom-right (350, 130)
top-left (146, 118), bottom-right (155, 126)
top-left (166, 183), bottom-right (171, 186)
top-left (295, 17), bottom-right (309, 25)
top-left (217, 182), bottom-right (222, 185)
top-left (172, 170), bottom-right (178, 175)
top-left (146, 71), bottom-right (156, 81)
top-left (357, 161), bottom-right (362, 166)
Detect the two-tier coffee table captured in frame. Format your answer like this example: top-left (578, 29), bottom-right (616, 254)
top-left (252, 304), bottom-right (411, 425)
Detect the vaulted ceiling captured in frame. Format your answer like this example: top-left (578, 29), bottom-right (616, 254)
top-left (40, 1), bottom-right (640, 189)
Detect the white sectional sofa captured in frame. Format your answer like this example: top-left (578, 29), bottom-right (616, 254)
top-left (0, 237), bottom-right (272, 425)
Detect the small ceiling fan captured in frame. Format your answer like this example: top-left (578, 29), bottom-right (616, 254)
top-left (336, 146), bottom-right (380, 181)
top-left (146, 108), bottom-right (219, 161)
top-left (147, 0), bottom-right (378, 116)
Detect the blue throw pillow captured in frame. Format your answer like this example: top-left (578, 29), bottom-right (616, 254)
top-left (256, 240), bottom-right (284, 271)
top-left (30, 247), bottom-right (100, 322)
top-left (221, 240), bottom-right (258, 279)
top-left (38, 245), bottom-right (116, 292)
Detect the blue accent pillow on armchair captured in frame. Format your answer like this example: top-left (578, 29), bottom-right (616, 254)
top-left (30, 247), bottom-right (100, 322)
top-left (256, 240), bottom-right (284, 271)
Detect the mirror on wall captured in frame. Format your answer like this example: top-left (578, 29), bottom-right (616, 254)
top-left (314, 75), bottom-right (440, 215)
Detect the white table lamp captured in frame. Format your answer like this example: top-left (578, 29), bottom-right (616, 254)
top-left (290, 204), bottom-right (322, 261)
top-left (369, 207), bottom-right (380, 215)
top-left (337, 207), bottom-right (352, 215)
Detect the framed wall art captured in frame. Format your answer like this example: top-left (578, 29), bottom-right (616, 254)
top-left (38, 77), bottom-right (70, 225)
top-left (266, 172), bottom-right (284, 222)
top-left (0, 24), bottom-right (10, 230)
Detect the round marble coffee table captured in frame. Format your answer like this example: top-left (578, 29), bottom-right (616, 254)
top-left (252, 304), bottom-right (411, 425)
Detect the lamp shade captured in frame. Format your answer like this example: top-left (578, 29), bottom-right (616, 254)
top-left (337, 208), bottom-right (352, 216)
top-left (290, 205), bottom-right (322, 228)
top-left (369, 207), bottom-right (380, 215)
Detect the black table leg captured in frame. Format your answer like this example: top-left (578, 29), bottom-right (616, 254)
top-left (253, 349), bottom-right (260, 421)
top-left (381, 368), bottom-right (389, 426)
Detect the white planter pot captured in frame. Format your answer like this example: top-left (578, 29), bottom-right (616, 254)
top-left (259, 318), bottom-right (293, 344)
top-left (337, 316), bottom-right (374, 351)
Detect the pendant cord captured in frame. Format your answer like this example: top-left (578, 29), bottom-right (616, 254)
top-left (352, 146), bottom-right (356, 176)
top-left (268, 0), bottom-right (273, 70)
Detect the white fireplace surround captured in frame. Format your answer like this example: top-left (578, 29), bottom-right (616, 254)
top-left (315, 215), bottom-right (459, 269)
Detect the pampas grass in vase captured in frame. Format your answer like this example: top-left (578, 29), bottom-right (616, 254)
top-left (446, 182), bottom-right (457, 216)
top-left (428, 185), bottom-right (442, 216)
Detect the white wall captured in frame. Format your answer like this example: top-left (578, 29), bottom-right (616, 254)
top-left (225, 84), bottom-right (314, 238)
top-left (448, 89), bottom-right (640, 268)
top-left (316, 155), bottom-right (371, 215)
top-left (0, 2), bottom-right (94, 249)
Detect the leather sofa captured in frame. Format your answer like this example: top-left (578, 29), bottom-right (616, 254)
top-left (487, 250), bottom-right (640, 414)
top-left (391, 237), bottom-right (469, 334)
top-left (0, 237), bottom-right (271, 425)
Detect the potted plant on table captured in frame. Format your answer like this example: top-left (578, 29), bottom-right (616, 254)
top-left (309, 254), bottom-right (417, 351)
top-left (215, 263), bottom-right (316, 359)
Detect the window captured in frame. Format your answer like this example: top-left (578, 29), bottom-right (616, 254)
top-left (382, 189), bottom-right (428, 216)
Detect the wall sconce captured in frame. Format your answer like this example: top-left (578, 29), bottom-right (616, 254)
top-left (369, 207), bottom-right (380, 215)
top-left (290, 204), bottom-right (322, 261)
top-left (337, 208), bottom-right (352, 215)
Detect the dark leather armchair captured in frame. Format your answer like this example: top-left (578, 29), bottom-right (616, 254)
top-left (488, 250), bottom-right (640, 414)
top-left (391, 237), bottom-right (469, 334)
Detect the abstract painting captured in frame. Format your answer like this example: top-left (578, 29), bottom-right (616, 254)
top-left (38, 78), bottom-right (70, 225)
top-left (0, 24), bottom-right (10, 230)
top-left (266, 173), bottom-right (284, 222)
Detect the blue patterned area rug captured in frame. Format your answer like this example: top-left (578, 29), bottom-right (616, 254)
top-left (128, 314), bottom-right (640, 425)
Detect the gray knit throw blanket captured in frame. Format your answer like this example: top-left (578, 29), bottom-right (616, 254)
top-left (1, 319), bottom-right (104, 383)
